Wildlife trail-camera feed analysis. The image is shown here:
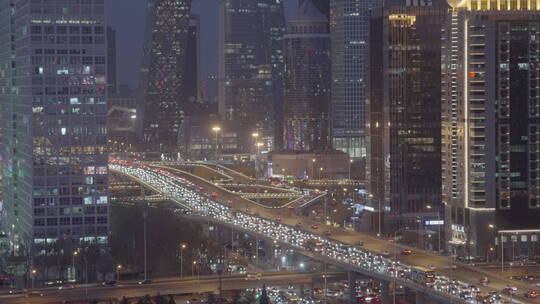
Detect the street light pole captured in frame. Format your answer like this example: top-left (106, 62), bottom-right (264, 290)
top-left (72, 251), bottom-right (78, 281)
top-left (348, 159), bottom-right (353, 180)
top-left (212, 126), bottom-right (221, 161)
top-left (180, 243), bottom-right (186, 278)
top-left (116, 264), bottom-right (122, 281)
top-left (143, 208), bottom-right (148, 281)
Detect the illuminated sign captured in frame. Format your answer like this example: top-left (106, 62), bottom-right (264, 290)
top-left (425, 220), bottom-right (444, 226)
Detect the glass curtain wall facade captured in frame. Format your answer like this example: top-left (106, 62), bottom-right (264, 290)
top-left (330, 0), bottom-right (375, 159)
top-left (442, 1), bottom-right (540, 257)
top-left (283, 0), bottom-right (331, 151)
top-left (369, 1), bottom-right (447, 230)
top-left (139, 0), bottom-right (191, 152)
top-left (0, 0), bottom-right (109, 253)
top-left (218, 0), bottom-right (285, 149)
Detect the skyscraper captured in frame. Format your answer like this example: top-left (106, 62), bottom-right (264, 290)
top-left (139, 0), bottom-right (192, 151)
top-left (218, 0), bottom-right (286, 148)
top-left (330, 0), bottom-right (375, 159)
top-left (0, 0), bottom-right (109, 252)
top-left (283, 0), bottom-right (331, 151)
top-left (107, 27), bottom-right (117, 97)
top-left (441, 0), bottom-right (540, 258)
top-left (369, 0), bottom-right (447, 234)
top-left (300, 0), bottom-right (330, 17)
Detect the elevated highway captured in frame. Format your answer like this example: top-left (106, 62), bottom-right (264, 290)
top-left (110, 161), bottom-right (539, 304)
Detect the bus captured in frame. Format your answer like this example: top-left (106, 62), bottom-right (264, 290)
top-left (407, 267), bottom-right (436, 286)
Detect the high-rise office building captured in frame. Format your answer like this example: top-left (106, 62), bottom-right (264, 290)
top-left (139, 0), bottom-right (192, 151)
top-left (107, 27), bottom-right (117, 97)
top-left (330, 0), bottom-right (375, 159)
top-left (0, 0), bottom-right (109, 252)
top-left (283, 0), bottom-right (331, 151)
top-left (441, 0), bottom-right (540, 258)
top-left (369, 0), bottom-right (447, 235)
top-left (218, 0), bottom-right (286, 149)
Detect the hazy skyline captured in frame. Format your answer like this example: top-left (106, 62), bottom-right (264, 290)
top-left (107, 0), bottom-right (297, 90)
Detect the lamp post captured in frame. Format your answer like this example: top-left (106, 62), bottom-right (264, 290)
top-left (311, 158), bottom-right (316, 179)
top-left (72, 250), bottom-right (78, 281)
top-left (212, 126), bottom-right (221, 161)
top-left (180, 243), bottom-right (186, 278)
top-left (319, 167), bottom-right (323, 180)
top-left (143, 208), bottom-right (148, 281)
top-left (31, 269), bottom-right (37, 289)
top-left (116, 264), bottom-right (122, 281)
top-left (348, 159), bottom-right (353, 180)
top-left (392, 227), bottom-right (410, 304)
top-left (192, 261), bottom-right (197, 278)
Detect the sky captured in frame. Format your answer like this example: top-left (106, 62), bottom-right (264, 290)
top-left (106, 0), bottom-right (297, 91)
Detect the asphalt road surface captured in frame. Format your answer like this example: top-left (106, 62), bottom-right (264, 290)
top-left (0, 272), bottom-right (337, 304)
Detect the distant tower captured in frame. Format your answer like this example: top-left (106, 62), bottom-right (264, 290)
top-left (139, 0), bottom-right (192, 151)
top-left (329, 0), bottom-right (377, 159)
top-left (218, 0), bottom-right (286, 149)
top-left (283, 0), bottom-right (331, 151)
top-left (300, 0), bottom-right (330, 17)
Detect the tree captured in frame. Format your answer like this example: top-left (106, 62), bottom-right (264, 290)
top-left (154, 293), bottom-right (166, 304)
top-left (167, 295), bottom-right (176, 304)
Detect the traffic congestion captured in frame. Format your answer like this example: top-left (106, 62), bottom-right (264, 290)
top-left (110, 159), bottom-right (519, 304)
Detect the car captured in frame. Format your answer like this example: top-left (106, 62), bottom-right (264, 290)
top-left (525, 290), bottom-right (538, 298)
top-left (324, 231), bottom-right (332, 236)
top-left (354, 241), bottom-right (364, 246)
top-left (311, 224), bottom-right (319, 229)
top-left (245, 273), bottom-right (262, 280)
top-left (381, 250), bottom-right (391, 257)
top-left (138, 279), bottom-right (153, 285)
top-left (101, 280), bottom-right (117, 287)
top-left (502, 287), bottom-right (517, 295)
top-left (9, 288), bottom-right (26, 294)
top-left (400, 249), bottom-right (413, 255)
top-left (428, 265), bottom-right (436, 270)
top-left (276, 216), bottom-right (283, 222)
top-left (295, 222), bottom-right (302, 227)
top-left (479, 277), bottom-right (489, 286)
top-left (58, 284), bottom-right (75, 290)
top-left (26, 291), bottom-right (44, 297)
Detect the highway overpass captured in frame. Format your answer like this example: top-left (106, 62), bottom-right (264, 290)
top-left (111, 161), bottom-right (540, 304)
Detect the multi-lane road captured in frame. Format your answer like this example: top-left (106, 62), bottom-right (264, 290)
top-left (113, 161), bottom-right (540, 303)
top-left (0, 272), bottom-right (334, 304)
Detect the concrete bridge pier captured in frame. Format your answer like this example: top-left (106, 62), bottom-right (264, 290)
top-left (380, 280), bottom-right (391, 303)
top-left (415, 291), bottom-right (426, 304)
top-left (348, 271), bottom-right (357, 304)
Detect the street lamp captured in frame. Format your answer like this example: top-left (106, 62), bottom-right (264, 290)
top-left (180, 243), bottom-right (187, 278)
top-left (319, 167), bottom-right (323, 180)
top-left (349, 159), bottom-right (353, 180)
top-left (31, 269), bottom-right (37, 289)
top-left (311, 158), bottom-right (316, 179)
top-left (116, 264), bottom-right (122, 281)
top-left (212, 126), bottom-right (221, 160)
top-left (192, 261), bottom-right (197, 279)
top-left (72, 250), bottom-right (78, 281)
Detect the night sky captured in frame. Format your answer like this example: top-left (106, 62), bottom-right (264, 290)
top-left (106, 0), bottom-right (297, 91)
